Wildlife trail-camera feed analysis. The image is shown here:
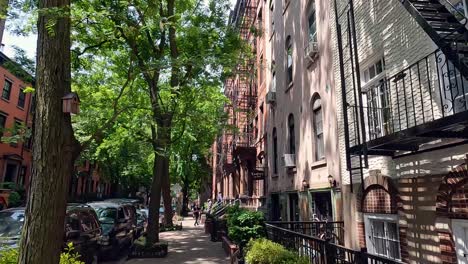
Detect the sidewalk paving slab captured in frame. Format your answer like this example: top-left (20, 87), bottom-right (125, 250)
top-left (123, 218), bottom-right (230, 264)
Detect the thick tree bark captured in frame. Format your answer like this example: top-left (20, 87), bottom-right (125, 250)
top-left (161, 159), bottom-right (173, 226)
top-left (181, 182), bottom-right (189, 217)
top-left (146, 151), bottom-right (162, 244)
top-left (18, 0), bottom-right (77, 262)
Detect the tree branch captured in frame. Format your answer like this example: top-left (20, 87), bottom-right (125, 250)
top-left (79, 60), bottom-right (135, 151)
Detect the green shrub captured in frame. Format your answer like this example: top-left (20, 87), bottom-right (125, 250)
top-left (0, 243), bottom-right (84, 264)
top-left (226, 206), bottom-right (265, 248)
top-left (7, 192), bottom-right (21, 208)
top-left (245, 238), bottom-right (309, 264)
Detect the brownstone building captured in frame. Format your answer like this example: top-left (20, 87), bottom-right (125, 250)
top-left (0, 52), bottom-right (33, 190)
top-left (211, 0), bottom-right (267, 210)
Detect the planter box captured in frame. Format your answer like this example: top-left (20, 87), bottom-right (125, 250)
top-left (128, 243), bottom-right (168, 259)
top-left (205, 218), bottom-right (213, 234)
top-left (222, 236), bottom-right (238, 257)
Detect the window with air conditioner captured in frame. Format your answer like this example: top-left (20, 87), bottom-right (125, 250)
top-left (361, 57), bottom-right (391, 139)
top-left (364, 214), bottom-right (401, 261)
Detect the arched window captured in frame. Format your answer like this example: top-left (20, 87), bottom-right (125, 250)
top-left (288, 114), bottom-right (295, 155)
top-left (312, 96), bottom-right (324, 160)
top-left (272, 128), bottom-right (278, 174)
top-left (286, 36), bottom-right (293, 85)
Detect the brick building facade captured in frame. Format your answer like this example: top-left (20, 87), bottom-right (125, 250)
top-left (0, 53), bottom-right (33, 190)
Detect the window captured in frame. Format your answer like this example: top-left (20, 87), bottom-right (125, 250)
top-left (361, 57), bottom-right (391, 139)
top-left (271, 71), bottom-right (276, 92)
top-left (288, 114), bottom-right (295, 155)
top-left (18, 166), bottom-right (27, 186)
top-left (286, 36), bottom-right (293, 85)
top-left (312, 97), bottom-right (324, 160)
top-left (0, 114), bottom-right (6, 138)
top-left (259, 55), bottom-right (264, 85)
top-left (308, 1), bottom-right (317, 43)
top-left (2, 80), bottom-right (12, 100)
top-left (273, 128), bottom-right (278, 174)
top-left (269, 0), bottom-right (275, 34)
top-left (18, 89), bottom-right (26, 108)
top-left (25, 128), bottom-right (32, 149)
top-left (364, 214), bottom-right (401, 260)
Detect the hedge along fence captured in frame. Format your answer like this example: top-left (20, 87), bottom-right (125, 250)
top-left (225, 205), bottom-right (266, 257)
top-left (245, 238), bottom-right (309, 264)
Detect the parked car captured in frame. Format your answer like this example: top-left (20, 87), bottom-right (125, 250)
top-left (135, 209), bottom-right (147, 237)
top-left (105, 198), bottom-right (141, 207)
top-left (88, 202), bottom-right (136, 259)
top-left (0, 205), bottom-right (101, 264)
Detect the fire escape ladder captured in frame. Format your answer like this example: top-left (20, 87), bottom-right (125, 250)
top-left (334, 0), bottom-right (368, 193)
top-left (401, 0), bottom-right (468, 80)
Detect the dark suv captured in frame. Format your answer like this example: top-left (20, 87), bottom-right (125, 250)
top-left (88, 202), bottom-right (136, 259)
top-left (0, 205), bottom-right (101, 264)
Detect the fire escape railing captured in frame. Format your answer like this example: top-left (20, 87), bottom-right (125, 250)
top-left (347, 49), bottom-right (468, 147)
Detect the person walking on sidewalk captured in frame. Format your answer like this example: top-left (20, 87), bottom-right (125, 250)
top-left (194, 205), bottom-right (201, 226)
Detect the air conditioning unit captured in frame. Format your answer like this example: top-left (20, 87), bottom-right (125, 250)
top-left (305, 41), bottom-right (319, 64)
top-left (266, 91), bottom-right (276, 104)
top-left (282, 154), bottom-right (296, 168)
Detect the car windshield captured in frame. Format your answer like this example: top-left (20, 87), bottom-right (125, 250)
top-left (101, 223), bottom-right (114, 235)
top-left (0, 211), bottom-right (25, 238)
top-left (93, 208), bottom-right (117, 224)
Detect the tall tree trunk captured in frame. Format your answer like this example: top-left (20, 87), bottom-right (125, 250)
top-left (146, 152), bottom-right (162, 245)
top-left (18, 0), bottom-right (77, 262)
top-left (181, 180), bottom-right (189, 217)
top-left (161, 157), bottom-right (173, 226)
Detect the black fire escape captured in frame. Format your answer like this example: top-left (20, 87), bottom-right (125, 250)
top-left (334, 0), bottom-right (468, 192)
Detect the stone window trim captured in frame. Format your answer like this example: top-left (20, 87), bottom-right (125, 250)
top-left (356, 173), bottom-right (401, 214)
top-left (436, 161), bottom-right (468, 218)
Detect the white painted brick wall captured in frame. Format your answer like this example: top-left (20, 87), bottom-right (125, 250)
top-left (330, 0), bottom-right (467, 186)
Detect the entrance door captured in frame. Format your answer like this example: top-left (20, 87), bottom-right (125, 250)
top-left (288, 193), bottom-right (299, 221)
top-left (4, 164), bottom-right (18, 182)
top-left (453, 219), bottom-right (468, 264)
top-left (311, 192), bottom-right (333, 221)
top-left (270, 194), bottom-right (281, 221)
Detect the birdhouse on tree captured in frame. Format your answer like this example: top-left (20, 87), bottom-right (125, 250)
top-left (62, 92), bottom-right (80, 114)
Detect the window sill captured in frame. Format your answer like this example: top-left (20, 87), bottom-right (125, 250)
top-left (311, 159), bottom-right (327, 169)
top-left (285, 82), bottom-right (294, 93)
top-left (1, 98), bottom-right (10, 103)
top-left (17, 105), bottom-right (25, 111)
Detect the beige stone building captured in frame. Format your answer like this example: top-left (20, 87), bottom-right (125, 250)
top-left (264, 0), bottom-right (342, 223)
top-left (331, 0), bottom-right (468, 263)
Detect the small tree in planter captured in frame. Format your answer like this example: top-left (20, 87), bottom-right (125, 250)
top-left (226, 206), bottom-right (266, 262)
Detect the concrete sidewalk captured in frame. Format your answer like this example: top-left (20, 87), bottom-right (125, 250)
top-left (125, 218), bottom-right (230, 264)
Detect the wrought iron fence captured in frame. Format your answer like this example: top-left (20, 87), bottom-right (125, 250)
top-left (267, 221), bottom-right (345, 245)
top-left (266, 224), bottom-right (403, 264)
